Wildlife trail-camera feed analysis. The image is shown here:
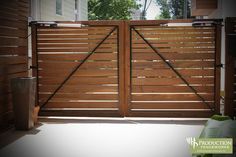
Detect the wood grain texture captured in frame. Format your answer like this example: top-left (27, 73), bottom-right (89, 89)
top-left (36, 24), bottom-right (121, 116)
top-left (129, 23), bottom-right (219, 116)
top-left (34, 20), bottom-right (221, 118)
top-left (0, 0), bottom-right (29, 130)
top-left (224, 17), bottom-right (236, 118)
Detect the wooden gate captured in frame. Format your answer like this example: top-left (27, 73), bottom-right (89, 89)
top-left (124, 20), bottom-right (221, 117)
top-left (31, 21), bottom-right (125, 116)
top-left (32, 20), bottom-right (221, 117)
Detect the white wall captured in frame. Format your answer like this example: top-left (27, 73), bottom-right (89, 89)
top-left (40, 0), bottom-right (75, 21)
top-left (77, 0), bottom-right (88, 21)
top-left (30, 0), bottom-right (88, 21)
top-left (29, 0), bottom-right (88, 57)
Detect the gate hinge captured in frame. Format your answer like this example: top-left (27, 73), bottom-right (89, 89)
top-left (30, 66), bottom-right (37, 69)
top-left (215, 64), bottom-right (224, 68)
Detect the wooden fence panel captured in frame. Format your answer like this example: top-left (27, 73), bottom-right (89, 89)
top-left (225, 17), bottom-right (236, 118)
top-left (0, 0), bottom-right (29, 131)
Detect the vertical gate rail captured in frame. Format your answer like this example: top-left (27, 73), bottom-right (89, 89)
top-left (225, 17), bottom-right (236, 118)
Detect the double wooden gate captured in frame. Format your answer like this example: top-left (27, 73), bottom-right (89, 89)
top-left (31, 20), bottom-right (221, 117)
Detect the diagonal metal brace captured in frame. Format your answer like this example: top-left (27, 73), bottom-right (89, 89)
top-left (40, 26), bottom-right (118, 109)
top-left (131, 26), bottom-right (214, 113)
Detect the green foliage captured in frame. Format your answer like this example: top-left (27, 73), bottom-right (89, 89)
top-left (155, 0), bottom-right (171, 19)
top-left (88, 0), bottom-right (141, 20)
top-left (169, 0), bottom-right (184, 19)
top-left (156, 0), bottom-right (191, 19)
top-left (211, 115), bottom-right (231, 121)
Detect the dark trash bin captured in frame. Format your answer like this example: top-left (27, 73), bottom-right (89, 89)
top-left (11, 77), bottom-right (36, 130)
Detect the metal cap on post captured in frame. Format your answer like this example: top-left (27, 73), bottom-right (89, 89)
top-left (11, 77), bottom-right (36, 130)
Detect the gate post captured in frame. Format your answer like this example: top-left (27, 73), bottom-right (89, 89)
top-left (123, 21), bottom-right (131, 116)
top-left (31, 24), bottom-right (38, 106)
top-left (214, 23), bottom-right (222, 114)
top-left (224, 17), bottom-right (236, 118)
top-left (118, 21), bottom-right (126, 117)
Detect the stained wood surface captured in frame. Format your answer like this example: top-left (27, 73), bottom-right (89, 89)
top-left (37, 26), bottom-right (120, 113)
top-left (224, 17), bottom-right (236, 118)
top-left (0, 0), bottom-right (29, 130)
top-left (129, 24), bottom-right (218, 115)
top-left (35, 20), bottom-right (221, 118)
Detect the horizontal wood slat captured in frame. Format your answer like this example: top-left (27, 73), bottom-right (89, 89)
top-left (132, 85), bottom-right (214, 93)
top-left (132, 53), bottom-right (214, 60)
top-left (39, 93), bottom-right (118, 100)
top-left (132, 43), bottom-right (215, 48)
top-left (0, 64), bottom-right (28, 75)
top-left (131, 93), bottom-right (214, 101)
top-left (0, 47), bottom-right (27, 55)
top-left (38, 53), bottom-right (117, 61)
top-left (39, 69), bottom-right (117, 77)
top-left (132, 78), bottom-right (214, 85)
top-left (38, 61), bottom-right (117, 69)
top-left (131, 102), bottom-right (214, 109)
top-left (43, 102), bottom-right (118, 109)
top-left (128, 110), bottom-right (213, 118)
top-left (0, 0), bottom-right (29, 129)
top-left (37, 34), bottom-right (117, 39)
top-left (39, 85), bottom-right (118, 93)
top-left (0, 37), bottom-right (27, 46)
top-left (135, 28), bottom-right (215, 33)
top-left (39, 77), bottom-right (118, 85)
top-left (133, 38), bottom-right (215, 43)
top-left (0, 56), bottom-right (27, 65)
top-left (132, 61), bottom-right (214, 69)
top-left (132, 69), bottom-right (214, 77)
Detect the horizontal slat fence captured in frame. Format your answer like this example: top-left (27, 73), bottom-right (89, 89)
top-left (225, 17), bottom-right (236, 118)
top-left (0, 0), bottom-right (29, 131)
top-left (33, 20), bottom-right (221, 117)
top-left (127, 20), bottom-right (221, 117)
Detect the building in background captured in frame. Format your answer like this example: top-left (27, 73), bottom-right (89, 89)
top-left (131, 9), bottom-right (141, 20)
top-left (191, 0), bottom-right (236, 19)
top-left (190, 0), bottom-right (236, 101)
top-left (30, 0), bottom-right (88, 21)
top-left (28, 0), bottom-right (88, 58)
